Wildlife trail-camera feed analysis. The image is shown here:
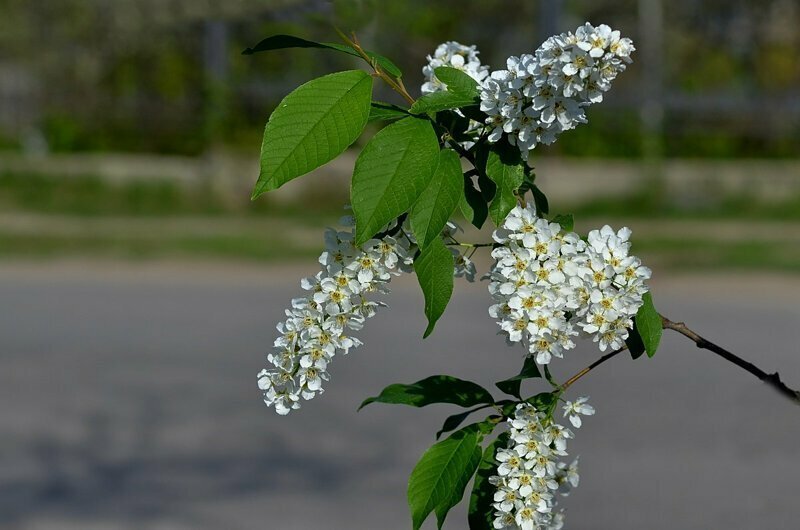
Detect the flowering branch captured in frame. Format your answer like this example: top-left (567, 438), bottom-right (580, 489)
top-left (559, 315), bottom-right (800, 405)
top-left (661, 315), bottom-right (800, 405)
top-left (245, 21), bottom-right (799, 530)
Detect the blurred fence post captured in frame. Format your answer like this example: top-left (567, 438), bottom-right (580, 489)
top-left (203, 19), bottom-right (230, 146)
top-left (538, 0), bottom-right (563, 43)
top-left (638, 0), bottom-right (665, 182)
top-left (203, 19), bottom-right (240, 207)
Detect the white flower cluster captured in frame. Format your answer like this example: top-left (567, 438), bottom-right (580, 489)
top-left (421, 40), bottom-right (489, 94)
top-left (257, 216), bottom-right (413, 415)
top-left (258, 217), bottom-right (476, 415)
top-left (479, 23), bottom-right (634, 158)
top-left (489, 400), bottom-right (593, 530)
top-left (488, 204), bottom-right (650, 364)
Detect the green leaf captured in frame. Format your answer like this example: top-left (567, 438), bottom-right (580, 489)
top-left (465, 418), bottom-right (499, 438)
top-left (477, 172), bottom-right (497, 202)
top-left (518, 164), bottom-right (536, 195)
top-left (499, 393), bottom-right (553, 418)
top-left (626, 324), bottom-right (647, 360)
top-left (369, 101), bottom-right (409, 122)
top-left (414, 237), bottom-right (455, 337)
top-left (485, 143), bottom-right (525, 225)
top-left (636, 292), bottom-right (663, 357)
top-left (411, 92), bottom-right (479, 115)
top-left (351, 116), bottom-right (439, 245)
top-left (460, 104), bottom-right (488, 123)
top-left (551, 213), bottom-right (574, 232)
top-left (242, 34), bottom-right (402, 78)
top-left (437, 111), bottom-right (472, 141)
top-left (410, 66), bottom-right (480, 119)
top-left (460, 175), bottom-right (489, 229)
top-left (436, 405), bottom-right (490, 440)
top-left (408, 426), bottom-right (483, 530)
top-left (495, 356), bottom-right (541, 399)
top-left (433, 66), bottom-right (480, 96)
top-left (435, 451), bottom-right (483, 526)
top-left (253, 70), bottom-right (372, 198)
top-left (525, 391), bottom-right (557, 413)
top-left (543, 365), bottom-right (558, 388)
top-left (410, 149), bottom-right (464, 249)
top-left (468, 432), bottom-right (509, 530)
top-left (531, 183), bottom-right (550, 215)
top-left (360, 375), bottom-right (494, 410)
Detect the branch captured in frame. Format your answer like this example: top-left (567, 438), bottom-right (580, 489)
top-left (560, 346), bottom-right (627, 392)
top-left (445, 242), bottom-right (494, 248)
top-left (446, 139), bottom-right (489, 180)
top-left (661, 315), bottom-right (800, 405)
top-left (447, 139), bottom-right (476, 166)
top-left (336, 29), bottom-right (415, 106)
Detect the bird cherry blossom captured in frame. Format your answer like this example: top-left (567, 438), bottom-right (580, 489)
top-left (488, 204), bottom-right (651, 365)
top-left (258, 216), bottom-right (475, 415)
top-left (478, 23), bottom-right (634, 159)
top-left (489, 402), bottom-right (591, 529)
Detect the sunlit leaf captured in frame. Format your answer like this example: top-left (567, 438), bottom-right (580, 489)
top-left (253, 70), bottom-right (372, 197)
top-left (351, 116), bottom-right (439, 245)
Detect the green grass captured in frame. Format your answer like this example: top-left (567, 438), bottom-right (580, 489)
top-left (0, 230), bottom-right (798, 273)
top-left (567, 189), bottom-right (800, 221)
top-left (5, 169), bottom-right (800, 222)
top-left (0, 232), bottom-right (319, 261)
top-left (636, 239), bottom-right (800, 273)
top-left (0, 170), bottom-right (346, 221)
top-left (1, 169), bottom-right (800, 271)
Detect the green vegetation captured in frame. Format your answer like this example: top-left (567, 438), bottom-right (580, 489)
top-left (635, 239), bottom-right (800, 272)
top-left (0, 170), bottom-right (345, 219)
top-left (568, 188), bottom-right (800, 221)
top-left (6, 169), bottom-right (800, 222)
top-left (2, 169), bottom-right (800, 271)
top-left (0, 232), bottom-right (315, 261)
top-left (2, 0), bottom-right (798, 158)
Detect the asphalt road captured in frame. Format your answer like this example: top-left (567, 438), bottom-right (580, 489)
top-left (1, 261), bottom-right (799, 530)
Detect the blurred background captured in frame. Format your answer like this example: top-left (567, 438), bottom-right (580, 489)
top-left (1, 1), bottom-right (799, 529)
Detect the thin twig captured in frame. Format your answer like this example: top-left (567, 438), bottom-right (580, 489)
top-left (560, 346), bottom-right (628, 392)
top-left (661, 315), bottom-right (800, 405)
top-left (445, 242), bottom-right (494, 248)
top-left (447, 140), bottom-right (481, 173)
top-left (336, 29), bottom-right (415, 105)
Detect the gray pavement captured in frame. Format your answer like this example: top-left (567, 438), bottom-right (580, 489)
top-left (1, 261), bottom-right (799, 530)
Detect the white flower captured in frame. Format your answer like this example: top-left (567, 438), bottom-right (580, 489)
top-left (489, 205), bottom-right (582, 365)
top-left (420, 44), bottom-right (490, 151)
top-left (479, 23), bottom-right (634, 159)
top-left (497, 448), bottom-right (525, 476)
top-left (515, 507), bottom-right (538, 530)
top-left (546, 510), bottom-right (566, 530)
top-left (563, 397), bottom-right (595, 428)
top-left (559, 457), bottom-right (580, 489)
top-left (260, 215), bottom-right (482, 415)
top-left (257, 215), bottom-right (413, 415)
top-left (421, 41), bottom-right (489, 94)
top-left (489, 403), bottom-right (589, 530)
top-left (453, 249), bottom-right (477, 282)
top-left (493, 512), bottom-right (517, 530)
top-left (489, 204), bottom-right (650, 367)
top-left (543, 423), bottom-right (573, 452)
top-left (494, 483), bottom-right (521, 513)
